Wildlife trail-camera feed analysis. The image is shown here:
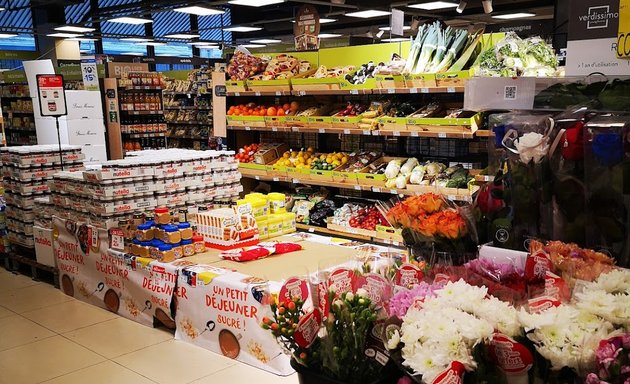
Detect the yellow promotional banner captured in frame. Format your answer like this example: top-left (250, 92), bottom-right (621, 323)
top-left (619, 0), bottom-right (630, 58)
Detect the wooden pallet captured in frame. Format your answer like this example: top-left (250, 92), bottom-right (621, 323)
top-left (2, 246), bottom-right (59, 288)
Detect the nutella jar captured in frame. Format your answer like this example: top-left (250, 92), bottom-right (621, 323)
top-left (154, 207), bottom-right (170, 225)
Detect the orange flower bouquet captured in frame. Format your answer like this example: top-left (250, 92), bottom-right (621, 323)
top-left (380, 193), bottom-right (477, 263)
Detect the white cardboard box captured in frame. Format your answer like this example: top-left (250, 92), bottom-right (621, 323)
top-left (34, 226), bottom-right (55, 267)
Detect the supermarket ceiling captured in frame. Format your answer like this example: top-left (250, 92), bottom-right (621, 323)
top-left (5, 0), bottom-right (554, 44)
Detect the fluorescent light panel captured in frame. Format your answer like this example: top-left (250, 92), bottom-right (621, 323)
top-left (121, 37), bottom-right (151, 42)
top-left (121, 52), bottom-right (144, 55)
top-left (47, 33), bottom-right (83, 38)
top-left (292, 18), bottom-right (336, 24)
top-left (0, 33), bottom-right (17, 38)
top-left (108, 17), bottom-right (152, 24)
top-left (409, 1), bottom-right (458, 10)
top-left (55, 26), bottom-right (95, 33)
top-left (492, 12), bottom-right (536, 19)
top-left (164, 33), bottom-right (200, 39)
top-left (345, 10), bottom-right (391, 18)
top-left (188, 41), bottom-right (218, 46)
top-left (241, 44), bottom-right (266, 48)
top-left (318, 33), bottom-right (342, 38)
top-left (139, 42), bottom-right (165, 46)
top-left (174, 6), bottom-right (225, 16)
top-left (250, 39), bottom-right (281, 43)
top-left (228, 0), bottom-right (284, 6)
top-left (379, 26), bottom-right (411, 31)
top-left (67, 38), bottom-right (98, 41)
top-left (224, 26), bottom-right (262, 32)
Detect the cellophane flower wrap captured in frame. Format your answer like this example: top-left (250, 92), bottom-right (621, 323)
top-left (388, 280), bottom-right (521, 383)
top-left (379, 193), bottom-right (477, 260)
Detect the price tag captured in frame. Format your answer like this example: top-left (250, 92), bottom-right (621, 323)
top-left (438, 132), bottom-right (447, 138)
top-left (447, 195), bottom-right (457, 201)
top-left (297, 90), bottom-right (306, 96)
top-left (354, 185), bottom-right (361, 190)
top-left (292, 179), bottom-right (300, 184)
top-left (110, 229), bottom-right (124, 251)
top-left (273, 177), bottom-right (280, 182)
top-left (255, 176), bottom-right (260, 180)
top-left (447, 87), bottom-right (456, 93)
top-left (420, 88), bottom-right (429, 94)
top-left (308, 227), bottom-right (315, 233)
top-left (387, 89), bottom-right (396, 94)
top-left (411, 131), bottom-right (419, 137)
top-left (343, 129), bottom-right (351, 134)
top-left (409, 88), bottom-right (418, 94)
top-left (272, 127), bottom-right (278, 132)
top-left (234, 92), bottom-right (240, 96)
top-left (390, 189), bottom-right (398, 195)
top-left (350, 90), bottom-right (359, 95)
top-left (393, 131), bottom-right (400, 137)
top-left (372, 130), bottom-right (380, 136)
top-left (255, 91), bottom-right (261, 96)
top-left (245, 126), bottom-right (251, 131)
top-left (373, 187), bottom-right (381, 193)
top-left (275, 91), bottom-right (282, 96)
top-left (362, 130), bottom-right (371, 135)
top-left (291, 127), bottom-right (299, 132)
top-left (318, 128), bottom-right (326, 133)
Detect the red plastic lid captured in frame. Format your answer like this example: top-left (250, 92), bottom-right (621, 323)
top-left (154, 207), bottom-right (169, 214)
top-left (193, 235), bottom-right (204, 242)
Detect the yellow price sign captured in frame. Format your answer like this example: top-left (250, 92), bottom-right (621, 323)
top-left (618, 0), bottom-right (630, 58)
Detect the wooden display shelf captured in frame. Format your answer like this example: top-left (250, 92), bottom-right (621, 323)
top-left (227, 125), bottom-right (475, 139)
top-left (227, 90), bottom-right (291, 97)
top-left (122, 86), bottom-right (163, 91)
top-left (226, 87), bottom-right (465, 96)
top-left (121, 132), bottom-right (167, 138)
top-left (167, 121), bottom-right (212, 126)
top-left (372, 86), bottom-right (464, 94)
top-left (240, 168), bottom-right (478, 202)
top-left (122, 110), bottom-right (163, 115)
top-left (295, 223), bottom-right (405, 248)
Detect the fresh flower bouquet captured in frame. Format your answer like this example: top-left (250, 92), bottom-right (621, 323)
top-left (387, 280), bottom-right (521, 383)
top-left (262, 275), bottom-right (398, 384)
top-left (574, 269), bottom-right (630, 328)
top-left (380, 193), bottom-right (477, 263)
top-left (585, 334), bottom-right (630, 384)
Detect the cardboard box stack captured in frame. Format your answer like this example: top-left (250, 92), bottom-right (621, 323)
top-left (1, 145), bottom-right (85, 248)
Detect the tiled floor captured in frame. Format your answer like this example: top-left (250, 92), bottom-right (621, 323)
top-left (0, 267), bottom-right (298, 384)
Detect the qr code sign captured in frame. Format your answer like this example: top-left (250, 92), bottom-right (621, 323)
top-left (504, 85), bottom-right (517, 100)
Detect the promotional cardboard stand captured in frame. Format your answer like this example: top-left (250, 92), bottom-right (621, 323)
top-left (35, 74), bottom-right (68, 169)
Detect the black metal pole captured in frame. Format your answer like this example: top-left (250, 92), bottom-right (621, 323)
top-left (56, 117), bottom-right (64, 171)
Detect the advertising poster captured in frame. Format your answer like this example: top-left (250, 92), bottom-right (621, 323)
top-left (294, 4), bottom-right (320, 51)
top-left (36, 74), bottom-right (67, 117)
top-left (80, 57), bottom-right (100, 91)
top-left (53, 217), bottom-right (110, 310)
top-left (174, 264), bottom-right (292, 375)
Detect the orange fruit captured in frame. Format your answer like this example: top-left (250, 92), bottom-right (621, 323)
top-left (276, 108), bottom-right (285, 116)
top-left (282, 103), bottom-right (290, 111)
top-left (290, 101), bottom-right (299, 112)
top-left (267, 107), bottom-right (277, 116)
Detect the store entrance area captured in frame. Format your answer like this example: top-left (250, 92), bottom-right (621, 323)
top-left (0, 268), bottom-right (296, 384)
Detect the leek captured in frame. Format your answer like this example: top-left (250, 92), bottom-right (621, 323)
top-left (433, 29), bottom-right (468, 73)
top-left (403, 24), bottom-right (427, 74)
top-left (413, 22), bottom-right (440, 74)
top-left (448, 29), bottom-right (483, 72)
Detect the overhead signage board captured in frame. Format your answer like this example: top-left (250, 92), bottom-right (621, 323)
top-left (294, 4), bottom-right (320, 51)
top-left (81, 57), bottom-right (100, 91)
top-left (618, 0), bottom-right (629, 58)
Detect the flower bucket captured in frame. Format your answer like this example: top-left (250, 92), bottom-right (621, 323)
top-left (290, 359), bottom-right (397, 384)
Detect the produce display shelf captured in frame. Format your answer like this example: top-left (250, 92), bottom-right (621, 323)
top-left (226, 87), bottom-right (465, 97)
top-left (295, 224), bottom-right (405, 248)
top-left (475, 130), bottom-right (494, 137)
top-left (4, 110), bottom-right (33, 114)
top-left (165, 106), bottom-right (203, 110)
top-left (167, 136), bottom-right (208, 141)
top-left (240, 169), bottom-right (477, 202)
top-left (475, 174), bottom-right (494, 183)
top-left (122, 110), bottom-right (164, 115)
top-left (163, 91), bottom-right (197, 96)
top-left (227, 125), bottom-right (475, 139)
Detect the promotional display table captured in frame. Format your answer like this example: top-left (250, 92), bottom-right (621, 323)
top-left (53, 216), bottom-right (403, 376)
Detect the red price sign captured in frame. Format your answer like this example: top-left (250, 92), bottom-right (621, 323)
top-left (36, 74), bottom-right (67, 117)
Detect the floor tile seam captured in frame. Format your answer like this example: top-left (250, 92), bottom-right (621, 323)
top-left (107, 358), bottom-right (161, 383)
top-left (0, 296), bottom-right (75, 314)
top-left (35, 360), bottom-right (107, 384)
top-left (185, 362), bottom-right (240, 384)
top-left (60, 327), bottom-right (173, 359)
top-left (0, 331), bottom-right (58, 353)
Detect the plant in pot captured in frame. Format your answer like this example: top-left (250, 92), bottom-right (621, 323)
top-left (261, 275), bottom-right (400, 384)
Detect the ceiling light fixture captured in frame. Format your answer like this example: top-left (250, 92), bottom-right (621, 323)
top-left (379, 26), bottom-right (411, 31)
top-left (228, 0), bottom-right (285, 6)
top-left (492, 12), bottom-right (535, 19)
top-left (137, 42), bottom-right (166, 46)
top-left (174, 6), bottom-right (225, 16)
top-left (0, 8), bottom-right (5, 11)
top-left (318, 33), bottom-right (342, 38)
top-left (292, 18), bottom-right (336, 24)
top-left (55, 26), bottom-right (96, 33)
top-left (250, 39), bottom-right (281, 44)
top-left (197, 45), bottom-right (220, 49)
top-left (346, 10), bottom-right (391, 18)
top-left (108, 17), bottom-right (152, 24)
top-left (0, 33), bottom-right (17, 38)
top-left (381, 37), bottom-right (408, 42)
top-left (121, 37), bottom-right (152, 42)
top-left (188, 41), bottom-right (217, 46)
top-left (241, 43), bottom-right (266, 48)
top-left (409, 1), bottom-right (458, 10)
top-left (456, 0), bottom-right (467, 13)
top-left (482, 0), bottom-right (493, 13)
top-left (121, 52), bottom-right (144, 56)
top-left (47, 33), bottom-right (83, 38)
top-left (223, 26), bottom-right (262, 32)
top-left (66, 37), bottom-right (99, 41)
top-left (164, 33), bottom-right (200, 39)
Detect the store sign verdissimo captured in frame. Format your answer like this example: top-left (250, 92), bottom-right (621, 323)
top-left (619, 0), bottom-right (630, 58)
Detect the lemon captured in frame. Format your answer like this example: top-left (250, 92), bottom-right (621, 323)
top-left (341, 157), bottom-right (348, 164)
